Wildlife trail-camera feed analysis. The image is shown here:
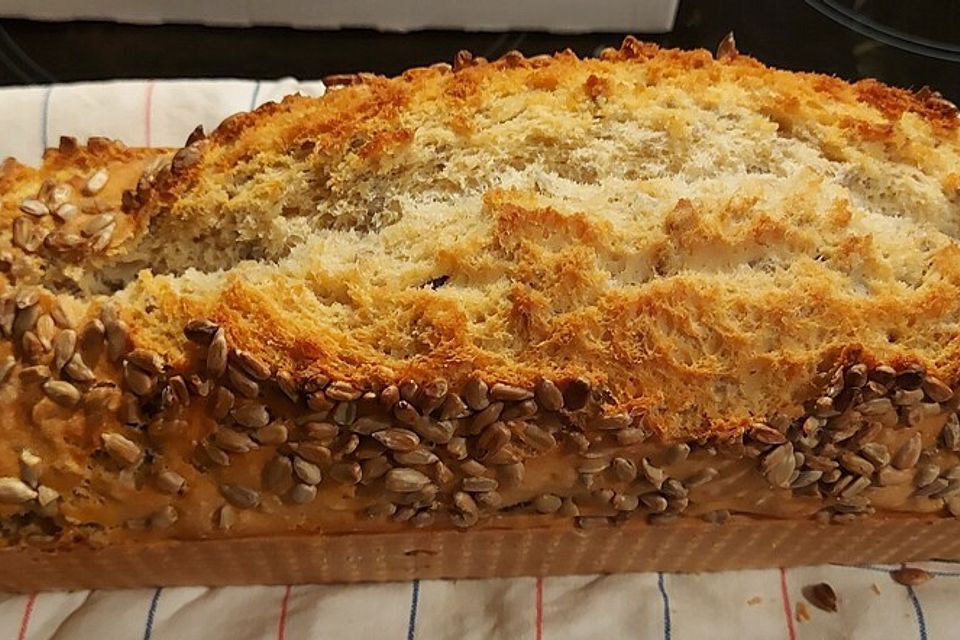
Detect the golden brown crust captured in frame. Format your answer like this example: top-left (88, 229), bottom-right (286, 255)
top-left (0, 38), bottom-right (959, 550)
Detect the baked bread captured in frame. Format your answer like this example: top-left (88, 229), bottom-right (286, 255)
top-left (1, 36), bottom-right (960, 549)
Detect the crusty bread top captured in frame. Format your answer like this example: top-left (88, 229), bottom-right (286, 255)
top-left (3, 38), bottom-right (960, 440)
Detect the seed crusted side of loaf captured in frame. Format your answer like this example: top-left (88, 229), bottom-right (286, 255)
top-left (0, 38), bottom-right (959, 547)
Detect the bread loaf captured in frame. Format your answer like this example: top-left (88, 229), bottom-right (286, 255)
top-left (1, 37), bottom-right (960, 550)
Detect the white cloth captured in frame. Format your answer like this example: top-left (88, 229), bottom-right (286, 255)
top-left (0, 79), bottom-right (953, 639)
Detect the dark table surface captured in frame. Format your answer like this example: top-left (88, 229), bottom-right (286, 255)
top-left (0, 0), bottom-right (957, 100)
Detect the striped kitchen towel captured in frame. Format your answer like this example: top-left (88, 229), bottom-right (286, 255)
top-left (0, 79), bottom-right (956, 639)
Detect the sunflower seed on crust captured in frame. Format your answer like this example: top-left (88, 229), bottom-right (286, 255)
top-left (101, 432), bottom-right (143, 467)
top-left (220, 484), bottom-right (260, 509)
top-left (641, 458), bottom-right (665, 489)
top-left (232, 402), bottom-right (269, 429)
top-left (463, 377), bottom-right (490, 410)
top-left (83, 168), bottom-right (109, 194)
top-left (462, 476), bottom-right (499, 492)
top-left (42, 380), bottom-right (81, 407)
top-left (385, 467), bottom-right (431, 492)
top-left (534, 378), bottom-right (564, 411)
top-left (206, 328), bottom-right (228, 378)
top-left (155, 470), bottom-right (187, 495)
top-left (489, 382), bottom-right (533, 402)
top-left (922, 376), bottom-right (953, 403)
top-left (611, 457), bottom-right (638, 483)
top-left (892, 433), bottom-right (922, 470)
top-left (373, 428), bottom-right (420, 451)
top-left (328, 462), bottom-right (361, 485)
top-left (227, 365), bottom-right (259, 398)
top-left (0, 477), bottom-right (38, 504)
top-left (534, 493), bottom-right (562, 514)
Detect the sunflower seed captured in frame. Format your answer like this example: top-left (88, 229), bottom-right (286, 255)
top-left (384, 467), bottom-right (430, 492)
top-left (213, 505), bottom-right (236, 530)
top-left (123, 362), bottom-right (156, 396)
top-left (21, 331), bottom-right (44, 362)
top-left (501, 399), bottom-right (537, 420)
top-left (374, 385), bottom-right (399, 410)
top-left (155, 470), bottom-right (187, 495)
top-left (20, 199), bottom-right (49, 217)
top-left (791, 469), bottom-right (823, 489)
top-left (534, 378), bottom-right (564, 411)
top-left (331, 401), bottom-right (356, 426)
top-left (410, 511), bottom-right (435, 528)
top-left (914, 462), bottom-right (940, 488)
top-left (514, 422), bottom-right (554, 451)
top-left (365, 502), bottom-right (397, 519)
top-left (751, 424), bottom-right (787, 444)
top-left (81, 213), bottom-right (115, 238)
top-left (199, 439), bottom-right (230, 467)
top-left (858, 398), bottom-right (893, 416)
top-left (438, 393), bottom-right (470, 420)
top-left (148, 505), bottom-right (178, 530)
top-left (184, 319), bottom-right (219, 344)
top-left (946, 496), bottom-right (960, 517)
top-left (42, 380), bottom-right (81, 407)
top-left (394, 448), bottom-right (439, 466)
top-left (206, 328), bottom-right (228, 378)
top-left (232, 402), bottom-right (269, 429)
top-left (373, 428), bottom-right (420, 451)
top-left (534, 493), bottom-right (562, 513)
top-left (18, 365), bottom-right (49, 384)
top-left (226, 349), bottom-right (270, 381)
top-left (329, 462), bottom-right (362, 484)
top-left (641, 494), bottom-right (669, 513)
top-left (935, 479), bottom-right (960, 499)
top-left (292, 444), bottom-right (330, 468)
top-left (275, 370), bottom-right (299, 402)
top-left (220, 484), bottom-right (260, 509)
top-left (214, 428), bottom-right (257, 453)
top-left (941, 414), bottom-right (960, 451)
top-left (205, 387), bottom-right (233, 421)
top-left (462, 476), bottom-right (498, 492)
top-left (101, 432), bottom-right (143, 467)
top-left (412, 418), bottom-right (456, 444)
top-left (250, 422), bottom-right (287, 446)
top-left (612, 493), bottom-right (640, 511)
top-left (290, 457), bottom-right (321, 485)
top-left (83, 168), bottom-right (109, 194)
top-left (447, 436), bottom-right (468, 460)
top-left (36, 485), bottom-right (59, 507)
top-left (856, 443), bottom-right (888, 470)
top-left (575, 515), bottom-right (611, 529)
top-left (921, 376), bottom-right (953, 403)
top-left (664, 443), bottom-right (690, 466)
top-left (18, 449), bottom-right (41, 487)
top-left (356, 456), bottom-right (391, 485)
top-left (398, 379), bottom-right (419, 401)
top-left (895, 367), bottom-right (924, 391)
top-left (34, 314), bottom-right (55, 350)
top-left (463, 378), bottom-right (490, 410)
top-left (609, 430), bottom-right (647, 451)
top-left (12, 216), bottom-right (40, 252)
top-left (802, 583), bottom-right (838, 613)
top-left (226, 364), bottom-right (259, 398)
top-left (12, 303), bottom-right (40, 341)
top-left (49, 329), bottom-right (77, 372)
top-left (761, 443), bottom-right (795, 488)
top-left (102, 319), bottom-right (130, 363)
top-left (891, 567), bottom-right (932, 586)
top-left (661, 478), bottom-right (688, 499)
top-left (876, 467), bottom-right (912, 486)
top-left (610, 457), bottom-right (638, 483)
top-left (839, 452), bottom-right (875, 477)
top-left (326, 380), bottom-right (361, 402)
top-left (892, 433), bottom-right (922, 470)
top-left (630, 459), bottom-right (663, 491)
top-left (595, 413), bottom-right (631, 430)
top-left (685, 467), bottom-right (719, 488)
top-left (471, 402), bottom-right (504, 432)
top-left (489, 382), bottom-right (533, 402)
top-left (563, 378), bottom-right (591, 410)
top-left (53, 202), bottom-right (78, 222)
top-left (279, 483), bottom-right (314, 506)
top-left (840, 475), bottom-right (872, 498)
top-left (0, 477), bottom-right (37, 504)
top-left (893, 389), bottom-right (924, 406)
top-left (478, 421), bottom-right (511, 454)
top-left (452, 491), bottom-right (479, 527)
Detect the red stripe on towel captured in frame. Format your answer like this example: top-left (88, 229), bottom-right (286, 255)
top-left (17, 593), bottom-right (37, 640)
top-left (779, 568), bottom-right (797, 640)
top-left (277, 585), bottom-right (292, 640)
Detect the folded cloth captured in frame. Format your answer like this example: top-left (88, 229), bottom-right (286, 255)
top-left (0, 79), bottom-right (954, 639)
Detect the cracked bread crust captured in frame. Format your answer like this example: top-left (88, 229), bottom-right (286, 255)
top-left (0, 38), bottom-right (960, 549)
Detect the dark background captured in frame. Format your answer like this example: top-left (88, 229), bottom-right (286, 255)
top-left (0, 0), bottom-right (957, 100)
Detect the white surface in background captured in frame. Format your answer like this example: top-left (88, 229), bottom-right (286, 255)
top-left (0, 0), bottom-right (679, 33)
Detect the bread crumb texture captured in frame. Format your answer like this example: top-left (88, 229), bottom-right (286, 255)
top-left (3, 38), bottom-right (960, 440)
